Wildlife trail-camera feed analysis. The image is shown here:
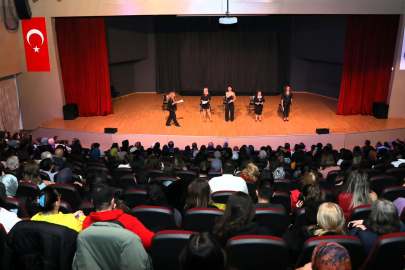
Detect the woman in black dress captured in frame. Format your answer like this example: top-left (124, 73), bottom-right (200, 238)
top-left (281, 85), bottom-right (293, 122)
top-left (225, 86), bottom-right (236, 122)
top-left (166, 91), bottom-right (180, 127)
top-left (254, 90), bottom-right (265, 122)
top-left (201, 87), bottom-right (212, 122)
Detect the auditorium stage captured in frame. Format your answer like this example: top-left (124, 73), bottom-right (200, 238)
top-left (32, 93), bottom-right (405, 150)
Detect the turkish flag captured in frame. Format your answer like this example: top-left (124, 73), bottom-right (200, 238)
top-left (22, 18), bottom-right (51, 72)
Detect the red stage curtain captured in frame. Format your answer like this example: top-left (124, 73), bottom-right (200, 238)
top-left (55, 17), bottom-right (113, 117)
top-left (337, 15), bottom-right (399, 116)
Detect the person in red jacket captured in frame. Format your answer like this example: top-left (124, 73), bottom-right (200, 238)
top-left (82, 183), bottom-right (155, 250)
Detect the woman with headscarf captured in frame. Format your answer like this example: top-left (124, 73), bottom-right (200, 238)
top-left (297, 241), bottom-right (351, 270)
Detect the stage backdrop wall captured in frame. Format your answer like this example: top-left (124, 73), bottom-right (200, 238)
top-left (155, 16), bottom-right (291, 96)
top-left (290, 15), bottom-right (347, 99)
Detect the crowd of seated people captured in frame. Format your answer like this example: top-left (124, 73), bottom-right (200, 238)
top-left (0, 130), bottom-right (405, 269)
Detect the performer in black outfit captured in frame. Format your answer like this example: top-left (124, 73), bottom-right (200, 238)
top-left (225, 86), bottom-right (236, 122)
top-left (254, 90), bottom-right (265, 122)
top-left (281, 85), bottom-right (293, 122)
top-left (201, 87), bottom-right (212, 122)
top-left (166, 91), bottom-right (181, 127)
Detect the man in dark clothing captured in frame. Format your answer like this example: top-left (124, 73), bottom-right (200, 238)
top-left (127, 167), bottom-right (150, 190)
top-left (253, 178), bottom-right (285, 212)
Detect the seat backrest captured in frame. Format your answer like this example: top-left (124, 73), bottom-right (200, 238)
top-left (386, 168), bottom-right (405, 183)
top-left (113, 168), bottom-right (133, 182)
top-left (86, 166), bottom-right (110, 176)
top-left (324, 190), bottom-right (335, 202)
top-left (5, 197), bottom-right (30, 218)
top-left (212, 190), bottom-right (236, 204)
top-left (79, 202), bottom-right (96, 216)
top-left (295, 235), bottom-right (364, 269)
top-left (254, 208), bottom-right (289, 237)
top-left (250, 96), bottom-right (255, 102)
top-left (176, 170), bottom-right (198, 180)
top-left (39, 171), bottom-right (51, 181)
top-left (124, 189), bottom-right (147, 208)
top-left (271, 191), bottom-right (291, 214)
top-left (52, 184), bottom-right (82, 212)
top-left (326, 170), bottom-right (340, 183)
top-left (151, 230), bottom-right (193, 270)
top-left (148, 169), bottom-right (163, 180)
top-left (374, 163), bottom-right (394, 174)
top-left (184, 207), bottom-right (224, 232)
top-left (380, 186), bottom-right (405, 202)
top-left (363, 169), bottom-right (382, 178)
top-left (130, 206), bottom-right (176, 231)
top-left (318, 178), bottom-right (332, 190)
top-left (293, 207), bottom-right (308, 230)
top-left (348, 204), bottom-right (371, 222)
top-left (16, 182), bottom-right (40, 201)
top-left (207, 171), bottom-right (222, 179)
top-left (3, 169), bottom-right (19, 179)
top-left (59, 201), bottom-right (73, 214)
top-left (226, 235), bottom-right (289, 270)
top-left (361, 232), bottom-right (405, 270)
top-left (155, 176), bottom-right (178, 183)
top-left (370, 175), bottom-right (398, 196)
top-left (118, 174), bottom-right (135, 190)
top-left (284, 171), bottom-right (292, 180)
top-left (274, 179), bottom-right (291, 193)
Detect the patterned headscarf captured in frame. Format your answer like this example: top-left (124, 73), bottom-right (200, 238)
top-left (312, 241), bottom-right (351, 270)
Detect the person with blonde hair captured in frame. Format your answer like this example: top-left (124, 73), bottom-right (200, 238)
top-left (201, 87), bottom-right (212, 122)
top-left (241, 163), bottom-right (260, 182)
top-left (166, 91), bottom-right (181, 127)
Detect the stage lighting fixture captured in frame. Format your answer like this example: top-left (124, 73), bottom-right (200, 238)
top-left (219, 0), bottom-right (237, 25)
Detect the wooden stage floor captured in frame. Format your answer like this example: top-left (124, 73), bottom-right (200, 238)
top-left (43, 93), bottom-right (405, 137)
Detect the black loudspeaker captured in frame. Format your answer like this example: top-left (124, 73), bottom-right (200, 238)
top-left (316, 128), bottom-right (329, 134)
top-left (15, 0), bottom-right (32, 20)
top-left (63, 104), bottom-right (78, 120)
top-left (104, 128), bottom-right (118, 134)
top-left (372, 102), bottom-right (389, 119)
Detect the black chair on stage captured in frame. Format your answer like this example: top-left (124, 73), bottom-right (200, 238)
top-left (199, 101), bottom-right (211, 114)
top-left (162, 94), bottom-right (168, 113)
top-left (222, 96), bottom-right (226, 113)
top-left (110, 86), bottom-right (120, 99)
top-left (248, 96), bottom-right (255, 114)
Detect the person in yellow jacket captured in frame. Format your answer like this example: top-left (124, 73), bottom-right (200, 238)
top-left (31, 186), bottom-right (85, 232)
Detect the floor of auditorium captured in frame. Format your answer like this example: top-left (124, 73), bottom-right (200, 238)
top-left (42, 93), bottom-right (405, 137)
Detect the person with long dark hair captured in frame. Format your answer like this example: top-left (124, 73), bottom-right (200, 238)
top-left (254, 90), bottom-right (265, 122)
top-left (225, 86), bottom-right (236, 122)
top-left (201, 87), bottom-right (212, 122)
top-left (166, 91), bottom-right (181, 127)
top-left (281, 85), bottom-right (293, 122)
top-left (213, 192), bottom-right (271, 247)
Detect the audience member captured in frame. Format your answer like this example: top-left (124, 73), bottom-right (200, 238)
top-left (184, 179), bottom-right (218, 212)
top-left (209, 160), bottom-right (248, 194)
top-left (83, 183), bottom-right (155, 250)
top-left (198, 160), bottom-right (211, 178)
top-left (254, 178), bottom-right (285, 211)
top-left (179, 232), bottom-right (226, 270)
top-left (318, 153), bottom-right (340, 179)
top-left (0, 182), bottom-right (21, 232)
top-left (270, 157), bottom-right (285, 179)
top-left (40, 158), bottom-right (57, 182)
top-left (241, 163), bottom-right (259, 182)
top-left (22, 160), bottom-right (54, 189)
top-left (31, 186), bottom-right (85, 232)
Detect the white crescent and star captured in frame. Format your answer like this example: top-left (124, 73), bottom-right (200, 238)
top-left (26, 29), bottom-right (44, 53)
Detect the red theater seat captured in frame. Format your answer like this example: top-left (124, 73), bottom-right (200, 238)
top-left (212, 190), bottom-right (235, 204)
top-left (130, 206), bottom-right (176, 231)
top-left (254, 208), bottom-right (289, 237)
top-left (183, 207), bottom-right (224, 232)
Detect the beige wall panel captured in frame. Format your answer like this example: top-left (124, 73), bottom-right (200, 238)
top-left (30, 0), bottom-right (104, 17)
top-left (17, 17), bottom-right (64, 130)
top-left (222, 2), bottom-right (283, 14)
top-left (345, 129), bottom-right (405, 148)
top-left (282, 3), bottom-right (343, 13)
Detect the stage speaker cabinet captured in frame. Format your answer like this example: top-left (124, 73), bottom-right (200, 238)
top-left (15, 0), bottom-right (32, 20)
top-left (63, 104), bottom-right (79, 120)
top-left (372, 102), bottom-right (389, 119)
top-left (316, 128), bottom-right (329, 135)
top-left (104, 128), bottom-right (118, 134)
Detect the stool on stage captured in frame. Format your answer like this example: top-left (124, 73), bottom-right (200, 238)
top-left (162, 94), bottom-right (168, 113)
top-left (222, 96), bottom-right (226, 114)
top-left (277, 104), bottom-right (283, 118)
top-left (247, 96), bottom-right (255, 114)
top-left (199, 103), bottom-right (211, 114)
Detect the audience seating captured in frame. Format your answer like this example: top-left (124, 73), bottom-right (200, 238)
top-left (255, 163), bottom-right (267, 171)
top-left (380, 186), bottom-right (405, 202)
top-left (148, 169), bottom-right (163, 180)
top-left (3, 169), bottom-right (19, 179)
top-left (399, 163), bottom-right (405, 168)
top-left (293, 207), bottom-right (307, 230)
top-left (226, 235), bottom-right (289, 270)
top-left (59, 201), bottom-right (73, 214)
top-left (284, 171), bottom-right (292, 181)
top-left (374, 163), bottom-right (394, 174)
top-left (107, 159), bottom-right (125, 172)
top-left (79, 202), bottom-right (95, 216)
top-left (87, 162), bottom-right (106, 168)
top-left (39, 171), bottom-right (51, 181)
top-left (5, 197), bottom-right (30, 218)
top-left (176, 170), bottom-right (198, 180)
top-left (274, 179), bottom-right (291, 193)
top-left (361, 232), bottom-right (405, 270)
top-left (326, 170), bottom-right (340, 185)
top-left (113, 167), bottom-right (133, 182)
top-left (151, 230), bottom-right (194, 270)
top-left (183, 207), bottom-right (224, 232)
top-left (154, 176), bottom-right (179, 184)
top-left (334, 175), bottom-right (344, 185)
top-left (318, 178), bottom-right (332, 190)
top-left (295, 236), bottom-right (365, 269)
top-left (73, 165), bottom-right (84, 176)
top-left (16, 182), bottom-right (39, 201)
top-left (188, 166), bottom-right (199, 174)
top-left (363, 169), bottom-right (381, 179)
top-left (52, 184), bottom-right (82, 212)
top-left (118, 175), bottom-right (136, 190)
top-left (207, 171), bottom-right (222, 179)
top-left (87, 173), bottom-right (114, 185)
top-left (254, 208), bottom-right (289, 237)
top-left (130, 206), bottom-right (177, 231)
top-left (386, 168), bottom-right (405, 184)
top-left (86, 166), bottom-right (109, 177)
top-left (124, 189), bottom-right (147, 208)
top-left (324, 190), bottom-right (335, 202)
top-left (212, 191), bottom-right (235, 204)
top-left (370, 175), bottom-right (398, 197)
top-left (272, 191), bottom-right (291, 214)
top-left (348, 204), bottom-right (372, 222)
top-left (71, 173), bottom-right (81, 184)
